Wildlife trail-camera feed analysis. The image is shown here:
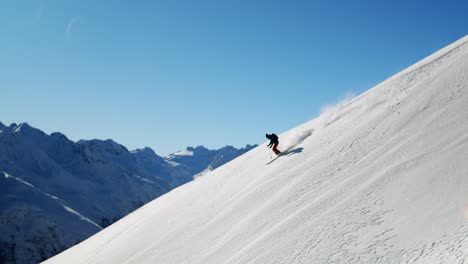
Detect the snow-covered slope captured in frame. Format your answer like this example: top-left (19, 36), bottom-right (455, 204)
top-left (43, 36), bottom-right (468, 264)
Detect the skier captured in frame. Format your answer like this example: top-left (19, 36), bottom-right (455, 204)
top-left (266, 133), bottom-right (281, 155)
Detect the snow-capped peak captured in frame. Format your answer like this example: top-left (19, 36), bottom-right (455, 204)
top-left (11, 122), bottom-right (37, 133)
top-left (13, 122), bottom-right (27, 133)
top-left (173, 149), bottom-right (194, 156)
top-left (131, 147), bottom-right (157, 156)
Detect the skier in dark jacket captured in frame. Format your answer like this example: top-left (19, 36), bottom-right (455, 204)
top-left (266, 133), bottom-right (281, 155)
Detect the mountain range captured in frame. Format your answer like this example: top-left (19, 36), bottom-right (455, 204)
top-left (0, 123), bottom-right (256, 264)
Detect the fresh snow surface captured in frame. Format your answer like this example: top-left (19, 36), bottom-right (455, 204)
top-left (193, 168), bottom-right (213, 180)
top-left (43, 36), bottom-right (468, 264)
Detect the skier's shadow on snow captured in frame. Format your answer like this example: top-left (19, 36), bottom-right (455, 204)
top-left (282, 147), bottom-right (304, 156)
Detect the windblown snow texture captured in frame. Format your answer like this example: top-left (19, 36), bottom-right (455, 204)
top-left (44, 36), bottom-right (468, 264)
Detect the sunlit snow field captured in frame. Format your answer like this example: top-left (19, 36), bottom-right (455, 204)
top-left (44, 36), bottom-right (468, 264)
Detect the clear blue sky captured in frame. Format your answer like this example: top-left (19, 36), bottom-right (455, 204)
top-left (1, 0), bottom-right (467, 156)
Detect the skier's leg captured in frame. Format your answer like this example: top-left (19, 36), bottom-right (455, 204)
top-left (273, 142), bottom-right (281, 155)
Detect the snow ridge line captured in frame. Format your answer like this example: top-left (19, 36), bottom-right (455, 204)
top-left (1, 170), bottom-right (102, 229)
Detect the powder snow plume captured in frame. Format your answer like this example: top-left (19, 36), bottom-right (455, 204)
top-left (277, 92), bottom-right (356, 151)
top-left (279, 128), bottom-right (314, 151)
top-left (317, 92), bottom-right (357, 129)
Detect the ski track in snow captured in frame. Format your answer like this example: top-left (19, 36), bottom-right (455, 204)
top-left (2, 171), bottom-right (102, 229)
top-left (43, 36), bottom-right (468, 264)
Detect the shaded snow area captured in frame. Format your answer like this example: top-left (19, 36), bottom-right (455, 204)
top-left (2, 172), bottom-right (101, 229)
top-left (43, 35), bottom-right (468, 264)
